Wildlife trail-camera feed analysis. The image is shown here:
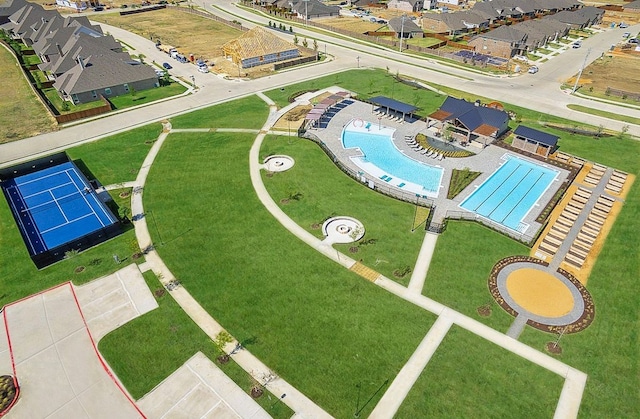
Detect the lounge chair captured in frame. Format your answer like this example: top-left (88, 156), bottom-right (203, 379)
top-left (438, 153), bottom-right (443, 160)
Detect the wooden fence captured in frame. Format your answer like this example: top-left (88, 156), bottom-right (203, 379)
top-left (53, 96), bottom-right (113, 124)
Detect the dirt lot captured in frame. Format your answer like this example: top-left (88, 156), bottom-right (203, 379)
top-left (574, 52), bottom-right (640, 97)
top-left (0, 45), bottom-right (57, 143)
top-left (90, 8), bottom-right (242, 61)
top-left (315, 7), bottom-right (420, 35)
top-left (91, 8), bottom-right (314, 78)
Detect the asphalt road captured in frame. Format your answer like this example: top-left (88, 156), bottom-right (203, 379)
top-left (0, 4), bottom-right (638, 166)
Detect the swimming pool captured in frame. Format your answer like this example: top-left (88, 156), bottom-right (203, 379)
top-left (460, 155), bottom-right (559, 232)
top-left (341, 120), bottom-right (443, 197)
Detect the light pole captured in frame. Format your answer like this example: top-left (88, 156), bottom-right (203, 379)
top-left (398, 15), bottom-right (406, 52)
top-left (190, 75), bottom-right (195, 88)
top-left (572, 47), bottom-right (591, 94)
top-left (356, 56), bottom-right (360, 68)
top-left (303, 0), bottom-right (309, 26)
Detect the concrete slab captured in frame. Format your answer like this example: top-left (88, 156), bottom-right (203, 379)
top-left (75, 263), bottom-right (158, 342)
top-left (3, 283), bottom-right (144, 418)
top-left (137, 352), bottom-right (271, 419)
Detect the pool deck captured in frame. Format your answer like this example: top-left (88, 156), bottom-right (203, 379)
top-left (309, 100), bottom-right (570, 237)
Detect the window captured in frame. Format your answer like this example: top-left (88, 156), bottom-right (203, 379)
top-left (91, 90), bottom-right (97, 99)
top-left (104, 87), bottom-right (111, 95)
top-left (72, 94), bottom-right (79, 104)
top-left (123, 83), bottom-right (129, 92)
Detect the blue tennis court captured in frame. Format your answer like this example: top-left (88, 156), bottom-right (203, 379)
top-left (3, 162), bottom-right (118, 255)
top-left (460, 155), bottom-right (559, 232)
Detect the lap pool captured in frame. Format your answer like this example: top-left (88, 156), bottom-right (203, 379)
top-left (460, 154), bottom-right (559, 232)
top-left (341, 119), bottom-right (443, 197)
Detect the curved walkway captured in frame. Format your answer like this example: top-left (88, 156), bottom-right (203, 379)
top-left (118, 89), bottom-right (589, 418)
top-left (129, 122), bottom-right (331, 418)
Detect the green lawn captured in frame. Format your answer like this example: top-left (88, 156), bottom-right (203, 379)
top-left (67, 124), bottom-right (162, 186)
top-left (423, 221), bottom-right (528, 333)
top-left (260, 134), bottom-right (426, 285)
top-left (396, 326), bottom-right (565, 418)
top-left (107, 82), bottom-right (188, 109)
top-left (169, 94), bottom-right (269, 129)
top-left (140, 131), bottom-right (436, 417)
top-left (567, 104), bottom-right (640, 127)
top-left (99, 270), bottom-right (295, 419)
top-left (264, 68), bottom-right (448, 115)
top-left (0, 210), bottom-right (141, 306)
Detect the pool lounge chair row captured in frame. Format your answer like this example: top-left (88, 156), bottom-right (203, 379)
top-left (583, 163), bottom-right (608, 186)
top-left (538, 187), bottom-right (593, 258)
top-left (605, 171), bottom-right (627, 195)
top-left (562, 194), bottom-right (614, 269)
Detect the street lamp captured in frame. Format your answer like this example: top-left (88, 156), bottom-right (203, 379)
top-left (303, 0), bottom-right (309, 26)
top-left (356, 56), bottom-right (360, 68)
top-left (572, 47), bottom-right (591, 94)
top-left (398, 15), bottom-right (406, 52)
top-left (190, 75), bottom-right (195, 88)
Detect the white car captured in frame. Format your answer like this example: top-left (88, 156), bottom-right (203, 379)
top-left (528, 66), bottom-right (539, 74)
top-left (197, 65), bottom-right (209, 73)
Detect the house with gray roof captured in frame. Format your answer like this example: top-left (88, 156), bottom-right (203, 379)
top-left (422, 10), bottom-right (489, 34)
top-left (0, 0), bottom-right (26, 25)
top-left (54, 52), bottom-right (158, 105)
top-left (289, 0), bottom-right (339, 20)
top-left (388, 16), bottom-right (424, 38)
top-left (467, 25), bottom-right (528, 58)
top-left (1, 0), bottom-right (158, 105)
top-left (427, 96), bottom-right (510, 148)
top-left (1, 1), bottom-right (58, 45)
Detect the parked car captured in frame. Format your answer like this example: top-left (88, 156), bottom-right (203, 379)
top-left (93, 6), bottom-right (104, 11)
top-left (162, 62), bottom-right (172, 70)
top-left (629, 38), bottom-right (639, 44)
top-left (197, 66), bottom-right (209, 73)
top-left (619, 22), bottom-right (628, 28)
top-left (528, 66), bottom-right (539, 74)
top-left (572, 41), bottom-right (582, 48)
top-left (623, 32), bottom-right (631, 39)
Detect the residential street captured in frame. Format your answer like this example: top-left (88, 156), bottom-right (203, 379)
top-left (0, 3), bottom-right (638, 166)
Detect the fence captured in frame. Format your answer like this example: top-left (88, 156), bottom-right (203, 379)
top-left (605, 87), bottom-right (640, 101)
top-left (301, 132), bottom-right (434, 208)
top-left (53, 96), bottom-right (112, 124)
top-left (120, 4), bottom-right (166, 15)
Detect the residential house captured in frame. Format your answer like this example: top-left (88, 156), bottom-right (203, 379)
top-left (222, 26), bottom-right (300, 68)
top-left (467, 25), bottom-right (528, 58)
top-left (2, 0), bottom-right (158, 105)
top-left (0, 0), bottom-right (26, 25)
top-left (1, 1), bottom-right (58, 45)
top-left (427, 97), bottom-right (510, 148)
top-left (288, 0), bottom-right (340, 20)
top-left (54, 53), bottom-right (158, 104)
top-left (422, 11), bottom-right (489, 35)
top-left (511, 125), bottom-right (559, 158)
top-left (387, 0), bottom-right (424, 13)
top-left (388, 16), bottom-right (424, 38)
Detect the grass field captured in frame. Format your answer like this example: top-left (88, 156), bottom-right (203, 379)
top-left (260, 134), bottom-right (426, 285)
top-left (0, 44), bottom-right (56, 142)
top-left (396, 325), bottom-right (565, 418)
top-left (140, 131), bottom-right (436, 417)
top-left (99, 270), bottom-right (295, 419)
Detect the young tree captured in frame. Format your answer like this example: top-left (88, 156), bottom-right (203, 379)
top-left (293, 34), bottom-right (299, 45)
top-left (302, 38), bottom-right (308, 48)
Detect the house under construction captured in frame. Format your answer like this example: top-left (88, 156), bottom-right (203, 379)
top-left (222, 27), bottom-right (300, 69)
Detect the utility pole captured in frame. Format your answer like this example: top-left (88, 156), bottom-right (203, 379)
top-left (398, 15), bottom-right (406, 52)
top-left (572, 47), bottom-right (591, 94)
